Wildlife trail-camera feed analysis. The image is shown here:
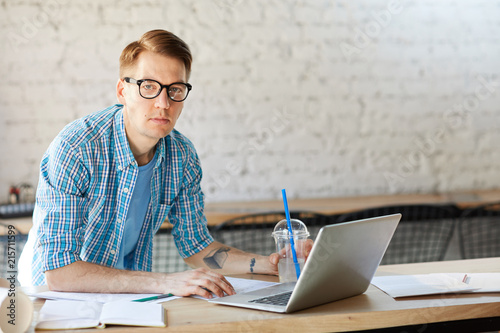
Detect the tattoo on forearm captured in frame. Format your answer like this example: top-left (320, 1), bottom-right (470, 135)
top-left (250, 258), bottom-right (256, 273)
top-left (203, 247), bottom-right (230, 269)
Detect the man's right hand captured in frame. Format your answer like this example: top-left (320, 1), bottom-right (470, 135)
top-left (158, 268), bottom-right (235, 298)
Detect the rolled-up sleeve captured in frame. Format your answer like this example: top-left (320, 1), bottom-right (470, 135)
top-left (36, 137), bottom-right (89, 272)
top-left (169, 146), bottom-right (213, 258)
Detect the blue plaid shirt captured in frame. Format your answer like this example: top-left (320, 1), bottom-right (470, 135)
top-left (25, 104), bottom-right (213, 286)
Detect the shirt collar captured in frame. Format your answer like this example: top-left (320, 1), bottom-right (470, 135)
top-left (113, 104), bottom-right (166, 171)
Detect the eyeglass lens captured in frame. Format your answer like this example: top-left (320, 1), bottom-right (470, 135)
top-left (139, 80), bottom-right (189, 101)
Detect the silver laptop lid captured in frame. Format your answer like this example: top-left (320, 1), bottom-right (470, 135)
top-left (285, 213), bottom-right (401, 312)
top-left (209, 214), bottom-right (401, 313)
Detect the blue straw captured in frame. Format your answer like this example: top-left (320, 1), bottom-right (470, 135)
top-left (281, 189), bottom-right (301, 280)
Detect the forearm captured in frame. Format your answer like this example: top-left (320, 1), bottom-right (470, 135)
top-left (45, 260), bottom-right (236, 298)
top-left (184, 241), bottom-right (278, 276)
top-left (45, 261), bottom-right (169, 293)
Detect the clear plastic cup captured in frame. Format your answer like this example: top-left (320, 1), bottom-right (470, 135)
top-left (272, 219), bottom-right (310, 283)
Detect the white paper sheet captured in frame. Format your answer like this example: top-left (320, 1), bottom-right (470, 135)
top-left (192, 276), bottom-right (280, 300)
top-left (372, 272), bottom-right (500, 298)
top-left (447, 272), bottom-right (500, 293)
top-left (30, 276), bottom-right (279, 303)
top-left (30, 290), bottom-right (175, 303)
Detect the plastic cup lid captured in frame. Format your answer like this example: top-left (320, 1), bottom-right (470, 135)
top-left (272, 218), bottom-right (309, 237)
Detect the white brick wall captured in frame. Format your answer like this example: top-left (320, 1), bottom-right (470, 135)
top-left (1, 0), bottom-right (499, 204)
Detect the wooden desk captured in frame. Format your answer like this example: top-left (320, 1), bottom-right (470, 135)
top-left (28, 257), bottom-right (500, 332)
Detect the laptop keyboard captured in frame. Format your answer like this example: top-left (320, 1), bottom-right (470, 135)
top-left (249, 291), bottom-right (292, 306)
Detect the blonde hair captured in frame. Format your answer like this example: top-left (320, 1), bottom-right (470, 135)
top-left (119, 29), bottom-right (192, 79)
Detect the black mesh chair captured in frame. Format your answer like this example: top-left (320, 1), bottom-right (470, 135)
top-left (459, 202), bottom-right (500, 259)
top-left (292, 211), bottom-right (337, 240)
top-left (336, 204), bottom-right (460, 265)
top-left (0, 223), bottom-right (28, 281)
top-left (152, 228), bottom-right (190, 273)
top-left (211, 211), bottom-right (334, 256)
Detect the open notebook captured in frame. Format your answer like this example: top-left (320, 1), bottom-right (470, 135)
top-left (36, 300), bottom-right (166, 330)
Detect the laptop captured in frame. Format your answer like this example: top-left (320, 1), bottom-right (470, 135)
top-left (209, 214), bottom-right (401, 313)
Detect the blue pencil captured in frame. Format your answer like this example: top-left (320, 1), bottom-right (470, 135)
top-left (281, 189), bottom-right (301, 280)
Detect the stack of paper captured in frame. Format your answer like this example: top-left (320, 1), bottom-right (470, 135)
top-left (372, 272), bottom-right (500, 298)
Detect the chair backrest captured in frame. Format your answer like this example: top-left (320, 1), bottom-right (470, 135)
top-left (290, 211), bottom-right (336, 240)
top-left (152, 228), bottom-right (190, 273)
top-left (0, 225), bottom-right (28, 280)
top-left (459, 202), bottom-right (500, 259)
top-left (336, 204), bottom-right (459, 264)
top-left (152, 211), bottom-right (334, 272)
top-left (211, 211), bottom-right (334, 256)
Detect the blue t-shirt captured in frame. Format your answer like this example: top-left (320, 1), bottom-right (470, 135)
top-left (116, 152), bottom-right (158, 270)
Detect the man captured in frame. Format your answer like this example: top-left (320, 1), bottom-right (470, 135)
top-left (19, 30), bottom-right (310, 298)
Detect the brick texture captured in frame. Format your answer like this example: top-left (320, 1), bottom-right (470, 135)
top-left (1, 0), bottom-right (499, 203)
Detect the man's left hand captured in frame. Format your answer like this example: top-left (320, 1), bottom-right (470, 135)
top-left (268, 238), bottom-right (314, 276)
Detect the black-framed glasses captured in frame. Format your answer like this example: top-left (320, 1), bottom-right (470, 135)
top-left (124, 77), bottom-right (192, 102)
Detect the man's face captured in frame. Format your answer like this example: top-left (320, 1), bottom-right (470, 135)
top-left (117, 51), bottom-right (187, 149)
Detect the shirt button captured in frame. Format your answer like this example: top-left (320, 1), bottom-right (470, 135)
top-left (110, 250), bottom-right (116, 255)
top-left (117, 219), bottom-right (122, 224)
top-left (123, 187), bottom-right (129, 193)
